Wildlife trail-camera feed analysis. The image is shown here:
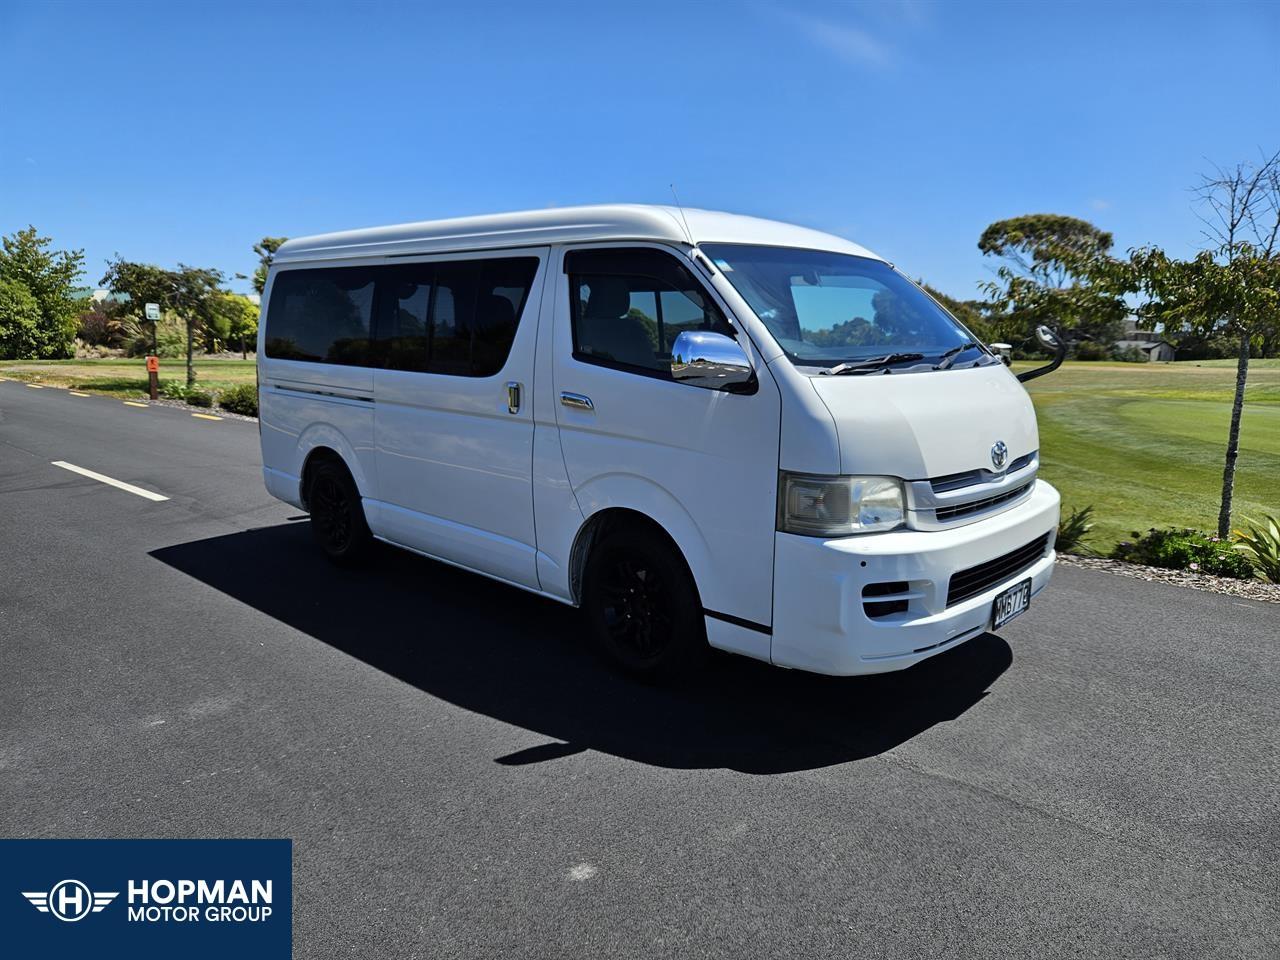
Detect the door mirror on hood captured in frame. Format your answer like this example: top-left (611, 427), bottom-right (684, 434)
top-left (1016, 325), bottom-right (1068, 383)
top-left (671, 331), bottom-right (755, 392)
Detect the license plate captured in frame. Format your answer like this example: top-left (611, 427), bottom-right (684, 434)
top-left (992, 578), bottom-right (1032, 629)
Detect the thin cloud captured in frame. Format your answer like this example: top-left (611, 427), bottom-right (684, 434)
top-left (771, 5), bottom-right (893, 68)
top-left (1090, 198), bottom-right (1111, 212)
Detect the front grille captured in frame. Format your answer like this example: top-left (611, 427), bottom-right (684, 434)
top-left (946, 533), bottom-right (1049, 607)
top-left (935, 481), bottom-right (1034, 522)
top-left (931, 451), bottom-right (1036, 493)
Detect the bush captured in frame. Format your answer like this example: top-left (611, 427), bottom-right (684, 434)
top-left (0, 277), bottom-right (42, 359)
top-left (1072, 340), bottom-right (1110, 361)
top-left (1056, 505), bottom-right (1095, 554)
top-left (73, 338), bottom-right (122, 359)
top-left (1234, 516), bottom-right (1280, 584)
top-left (121, 313), bottom-right (187, 358)
top-left (1111, 345), bottom-right (1149, 363)
top-left (1111, 528), bottom-right (1254, 579)
top-left (160, 379), bottom-right (216, 407)
top-left (76, 304), bottom-right (124, 347)
top-left (218, 382), bottom-right (258, 417)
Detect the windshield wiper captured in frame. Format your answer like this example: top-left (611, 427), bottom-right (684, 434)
top-left (934, 341), bottom-right (980, 370)
top-left (821, 353), bottom-right (925, 376)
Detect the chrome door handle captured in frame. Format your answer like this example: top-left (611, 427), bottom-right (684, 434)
top-left (506, 381), bottom-right (521, 414)
top-left (559, 391), bottom-right (594, 411)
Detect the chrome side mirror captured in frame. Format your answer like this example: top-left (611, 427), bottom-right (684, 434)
top-left (1016, 324), bottom-right (1068, 383)
top-left (670, 331), bottom-right (754, 391)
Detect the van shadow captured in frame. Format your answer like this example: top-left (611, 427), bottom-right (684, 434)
top-left (151, 524), bottom-right (1012, 774)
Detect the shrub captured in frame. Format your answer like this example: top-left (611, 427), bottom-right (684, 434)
top-left (1072, 340), bottom-right (1110, 361)
top-left (160, 380), bottom-right (190, 401)
top-left (1055, 505), bottom-right (1095, 554)
top-left (1111, 345), bottom-right (1149, 363)
top-left (121, 313), bottom-right (187, 358)
top-left (0, 277), bottom-right (41, 359)
top-left (1234, 516), bottom-right (1280, 584)
top-left (76, 304), bottom-right (124, 347)
top-left (218, 382), bottom-right (258, 417)
top-left (186, 388), bottom-right (215, 407)
top-left (1111, 528), bottom-right (1254, 579)
top-left (73, 338), bottom-right (121, 359)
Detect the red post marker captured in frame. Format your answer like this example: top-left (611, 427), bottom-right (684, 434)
top-left (146, 355), bottom-right (159, 400)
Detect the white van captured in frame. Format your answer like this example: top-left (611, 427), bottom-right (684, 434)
top-left (258, 205), bottom-right (1061, 678)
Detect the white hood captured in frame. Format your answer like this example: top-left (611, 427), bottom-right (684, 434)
top-left (808, 364), bottom-right (1039, 480)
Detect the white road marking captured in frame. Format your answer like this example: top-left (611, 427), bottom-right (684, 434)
top-left (26, 383), bottom-right (44, 389)
top-left (51, 461), bottom-right (169, 502)
top-left (69, 391), bottom-right (90, 397)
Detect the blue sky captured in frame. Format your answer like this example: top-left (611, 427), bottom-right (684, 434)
top-left (2, 0), bottom-right (1277, 298)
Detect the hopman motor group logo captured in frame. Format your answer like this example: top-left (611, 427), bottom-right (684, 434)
top-left (21, 877), bottom-right (274, 924)
top-left (2, 839), bottom-right (291, 960)
top-left (23, 880), bottom-right (118, 921)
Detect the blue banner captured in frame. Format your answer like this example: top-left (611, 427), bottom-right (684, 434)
top-left (0, 839), bottom-right (292, 959)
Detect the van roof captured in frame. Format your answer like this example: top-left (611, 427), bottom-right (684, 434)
top-left (272, 204), bottom-right (883, 264)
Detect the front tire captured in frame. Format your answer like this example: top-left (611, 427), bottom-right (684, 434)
top-left (583, 526), bottom-right (706, 681)
top-left (307, 460), bottom-right (372, 565)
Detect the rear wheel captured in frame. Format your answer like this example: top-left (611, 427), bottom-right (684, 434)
top-left (307, 459), bottom-right (371, 564)
top-left (583, 526), bottom-right (705, 681)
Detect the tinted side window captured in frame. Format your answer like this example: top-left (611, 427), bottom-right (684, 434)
top-left (265, 267), bottom-right (375, 365)
top-left (375, 257), bottom-right (538, 378)
top-left (565, 248), bottom-right (732, 376)
top-left (376, 264), bottom-right (433, 373)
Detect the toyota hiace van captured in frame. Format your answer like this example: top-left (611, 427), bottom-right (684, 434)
top-left (258, 206), bottom-right (1060, 678)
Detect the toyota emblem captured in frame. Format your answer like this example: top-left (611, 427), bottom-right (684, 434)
top-left (991, 441), bottom-right (1009, 470)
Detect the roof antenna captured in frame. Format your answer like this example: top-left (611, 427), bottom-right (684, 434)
top-left (669, 183), bottom-right (695, 246)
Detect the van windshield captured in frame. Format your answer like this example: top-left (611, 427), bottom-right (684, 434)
top-left (700, 244), bottom-right (985, 371)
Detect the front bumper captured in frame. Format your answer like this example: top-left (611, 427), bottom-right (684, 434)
top-left (770, 479), bottom-right (1060, 675)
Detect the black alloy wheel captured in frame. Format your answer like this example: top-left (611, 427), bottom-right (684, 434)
top-left (584, 527), bottom-right (705, 680)
top-left (308, 460), bottom-right (371, 564)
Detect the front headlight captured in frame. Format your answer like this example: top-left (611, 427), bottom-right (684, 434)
top-left (778, 473), bottom-right (906, 536)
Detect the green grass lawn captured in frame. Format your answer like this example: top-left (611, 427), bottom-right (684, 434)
top-left (3, 355), bottom-right (1277, 555)
top-left (1019, 360), bottom-right (1280, 551)
top-left (0, 357), bottom-right (257, 397)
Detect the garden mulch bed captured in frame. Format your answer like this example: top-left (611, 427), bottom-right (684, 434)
top-left (1057, 553), bottom-right (1280, 604)
top-left (147, 396), bottom-right (258, 422)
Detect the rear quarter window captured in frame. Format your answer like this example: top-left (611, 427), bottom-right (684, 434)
top-left (265, 267), bottom-right (375, 365)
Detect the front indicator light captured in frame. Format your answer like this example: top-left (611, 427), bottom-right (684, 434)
top-left (778, 473), bottom-right (905, 536)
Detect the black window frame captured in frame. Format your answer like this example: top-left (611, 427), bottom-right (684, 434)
top-left (265, 255), bottom-right (540, 377)
top-left (263, 265), bottom-right (378, 367)
top-left (564, 245), bottom-right (738, 384)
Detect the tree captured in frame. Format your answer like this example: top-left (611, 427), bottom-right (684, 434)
top-left (0, 278), bottom-right (42, 359)
top-left (920, 283), bottom-right (996, 344)
top-left (1098, 151), bottom-right (1280, 536)
top-left (172, 265), bottom-right (227, 386)
top-left (101, 258), bottom-right (227, 385)
top-left (0, 227), bottom-right (85, 358)
top-left (211, 291), bottom-right (259, 358)
top-left (100, 258), bottom-right (176, 354)
top-left (978, 214), bottom-right (1127, 350)
top-left (252, 237), bottom-right (287, 296)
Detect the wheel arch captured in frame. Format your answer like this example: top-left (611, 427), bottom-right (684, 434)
top-left (295, 422), bottom-right (371, 508)
top-left (300, 446), bottom-right (350, 509)
top-left (567, 506), bottom-right (706, 610)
